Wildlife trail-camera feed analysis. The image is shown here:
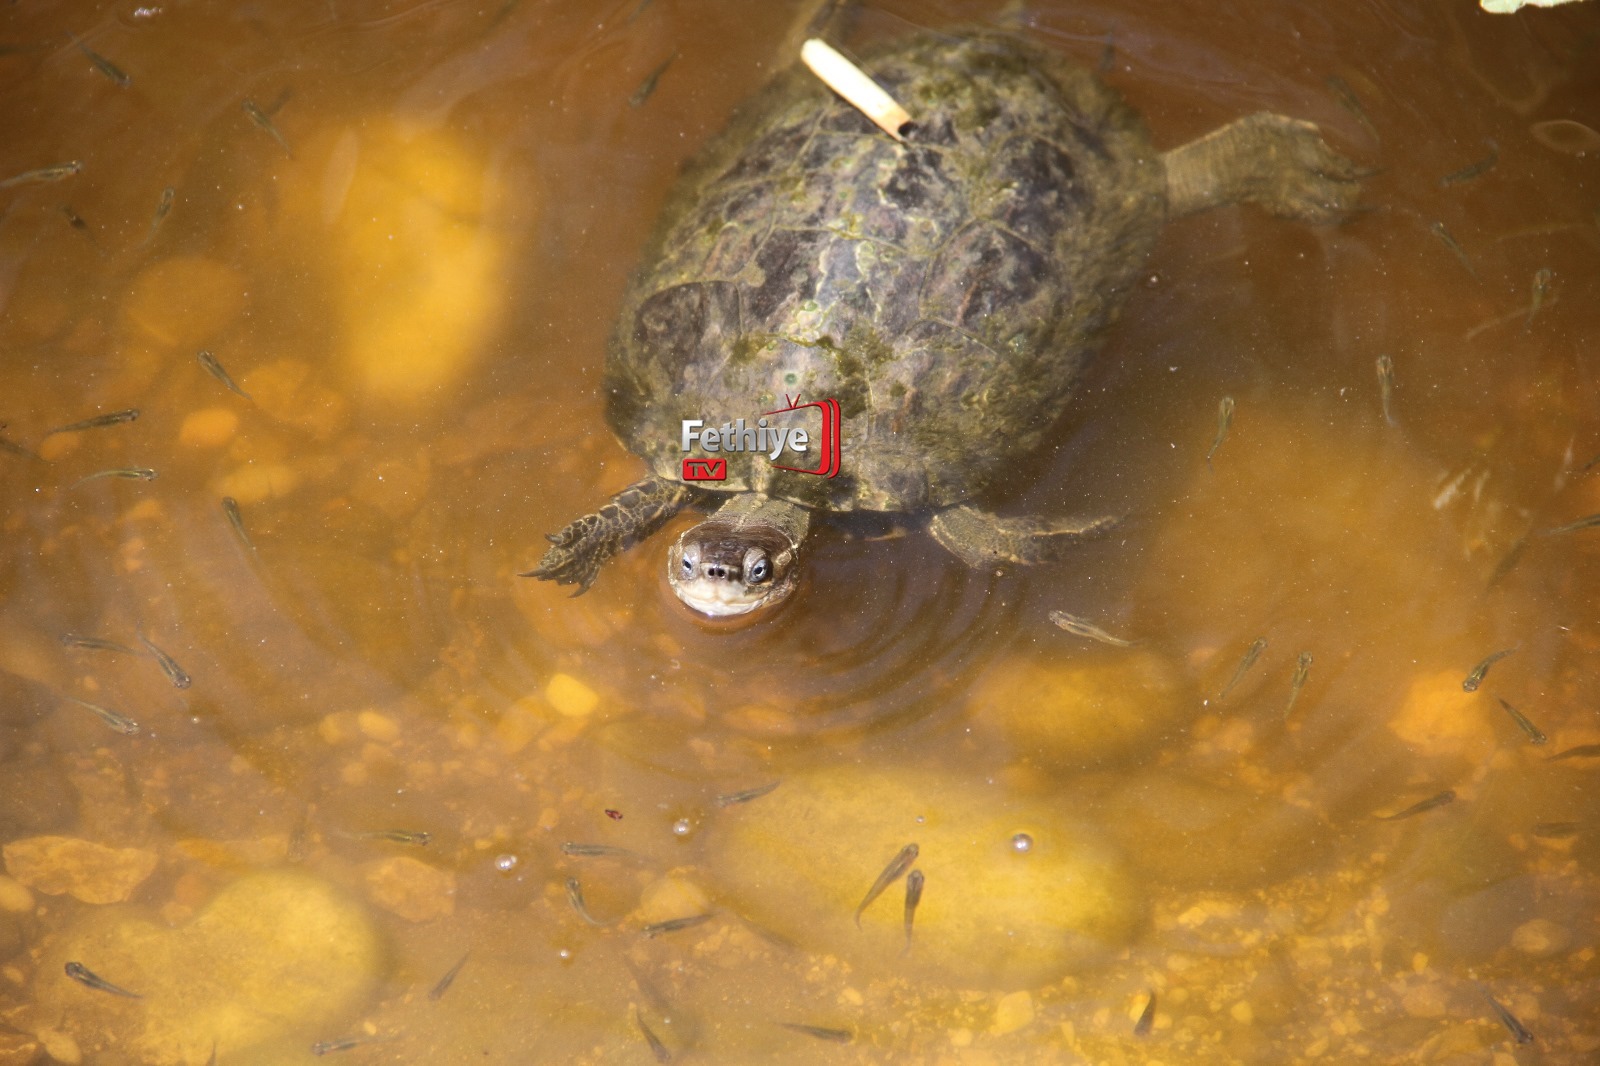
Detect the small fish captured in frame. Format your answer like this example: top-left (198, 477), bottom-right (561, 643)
top-left (141, 186), bottom-right (175, 245)
top-left (310, 1036), bottom-right (375, 1056)
top-left (61, 205), bottom-right (92, 234)
top-left (1487, 535), bottom-right (1528, 587)
top-left (75, 38), bottom-right (131, 87)
top-left (1530, 821), bottom-right (1580, 839)
top-left (46, 408), bottom-right (139, 435)
top-left (362, 829), bottom-right (430, 845)
top-left (1543, 513), bottom-right (1600, 535)
top-left (1284, 651), bottom-right (1313, 719)
top-left (713, 780), bottom-right (780, 807)
top-left (565, 876), bottom-right (605, 925)
top-left (635, 1008), bottom-right (672, 1064)
top-left (777, 1022), bottom-right (852, 1043)
top-left (1206, 396), bottom-right (1235, 464)
top-left (1048, 609), bottom-right (1134, 647)
top-left (1325, 74), bottom-right (1378, 140)
top-left (197, 350), bottom-right (251, 398)
top-left (628, 53), bottom-right (677, 108)
top-left (427, 951), bottom-right (469, 1001)
top-left (1496, 698), bottom-right (1547, 745)
top-left (222, 496), bottom-right (254, 549)
top-left (63, 695), bottom-right (140, 735)
top-left (1462, 648), bottom-right (1514, 692)
top-left (560, 842), bottom-right (643, 859)
top-left (0, 161), bottom-right (82, 188)
top-left (64, 961), bottom-right (141, 998)
top-left (1478, 985), bottom-right (1535, 1046)
top-left (902, 868), bottom-right (924, 952)
top-left (0, 432), bottom-right (44, 462)
top-left (1134, 989), bottom-right (1157, 1036)
top-left (1523, 268), bottom-right (1553, 331)
top-left (854, 842), bottom-right (917, 927)
top-left (243, 98), bottom-right (292, 156)
top-left (60, 633), bottom-right (139, 656)
top-left (1375, 354), bottom-right (1396, 425)
top-left (1216, 637), bottom-right (1267, 701)
top-left (1547, 743), bottom-right (1600, 762)
top-left (1429, 221), bottom-right (1475, 275)
top-left (1376, 789), bottom-right (1456, 821)
top-left (641, 913), bottom-right (713, 938)
top-left (69, 467), bottom-right (158, 489)
top-left (1439, 145), bottom-right (1498, 186)
top-left (138, 635), bottom-right (191, 689)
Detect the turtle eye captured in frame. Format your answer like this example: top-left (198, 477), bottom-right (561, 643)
top-left (681, 556), bottom-right (695, 576)
top-left (747, 554), bottom-right (772, 584)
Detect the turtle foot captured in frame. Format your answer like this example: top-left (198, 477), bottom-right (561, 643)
top-left (521, 476), bottom-right (696, 594)
top-left (928, 505), bottom-right (1118, 569)
top-left (1163, 112), bottom-right (1367, 225)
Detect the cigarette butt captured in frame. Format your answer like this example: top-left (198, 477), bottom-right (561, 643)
top-left (800, 38), bottom-right (913, 142)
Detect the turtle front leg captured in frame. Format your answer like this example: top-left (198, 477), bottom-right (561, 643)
top-left (1162, 112), bottom-right (1368, 224)
top-left (523, 475), bottom-right (696, 594)
top-left (927, 505), bottom-right (1117, 569)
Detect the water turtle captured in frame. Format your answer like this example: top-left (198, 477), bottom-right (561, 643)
top-left (527, 30), bottom-right (1363, 616)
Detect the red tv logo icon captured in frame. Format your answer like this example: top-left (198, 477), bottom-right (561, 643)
top-left (682, 457), bottom-right (727, 481)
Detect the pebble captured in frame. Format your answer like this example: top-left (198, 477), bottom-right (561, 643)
top-left (546, 673), bottom-right (599, 718)
top-left (2, 836), bottom-right (158, 904)
top-left (364, 856), bottom-right (456, 922)
top-left (1511, 917), bottom-right (1570, 957)
top-left (0, 874), bottom-right (35, 913)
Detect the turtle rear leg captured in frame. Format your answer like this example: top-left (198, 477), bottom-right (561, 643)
top-left (927, 505), bottom-right (1117, 569)
top-left (522, 475), bottom-right (695, 594)
top-left (1162, 112), bottom-right (1368, 224)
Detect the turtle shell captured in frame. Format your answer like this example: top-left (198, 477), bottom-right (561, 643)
top-left (605, 31), bottom-right (1165, 513)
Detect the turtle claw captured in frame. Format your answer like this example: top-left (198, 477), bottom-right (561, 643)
top-left (521, 476), bottom-right (696, 594)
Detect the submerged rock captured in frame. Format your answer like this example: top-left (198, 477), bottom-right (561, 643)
top-left (2, 836), bottom-right (158, 905)
top-left (35, 870), bottom-right (380, 1065)
top-left (707, 765), bottom-right (1142, 988)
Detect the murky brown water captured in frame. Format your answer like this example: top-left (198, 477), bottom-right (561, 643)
top-left (2, 0), bottom-right (1598, 1062)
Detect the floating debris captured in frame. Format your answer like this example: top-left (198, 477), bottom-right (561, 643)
top-left (310, 1035), bottom-right (380, 1056)
top-left (69, 467), bottom-right (158, 489)
top-left (1375, 354), bottom-right (1396, 425)
top-left (902, 867), bottom-right (924, 952)
top-left (243, 98), bottom-right (292, 156)
top-left (1462, 648), bottom-right (1514, 692)
top-left (1376, 789), bottom-right (1455, 821)
top-left (1529, 118), bottom-right (1600, 156)
top-left (222, 496), bottom-right (254, 549)
top-left (61, 205), bottom-right (93, 236)
top-left (1284, 651), bottom-right (1313, 719)
top-left (1478, 984), bottom-right (1535, 1046)
top-left (1530, 821), bottom-right (1579, 840)
top-left (1325, 74), bottom-right (1378, 140)
top-left (854, 842), bottom-right (917, 927)
top-left (0, 161), bottom-right (82, 189)
top-left (1495, 698), bottom-right (1547, 744)
top-left (641, 912), bottom-right (713, 938)
top-left (634, 1008), bottom-right (672, 1063)
top-left (778, 1022), bottom-right (852, 1043)
top-left (138, 635), bottom-right (191, 689)
top-left (1524, 268), bottom-right (1553, 331)
top-left (46, 408), bottom-right (138, 435)
top-left (1048, 609), bottom-right (1134, 647)
top-left (561, 842), bottom-right (644, 860)
top-left (75, 37), bottom-right (131, 87)
top-left (427, 951), bottom-right (469, 1001)
top-left (1428, 220), bottom-right (1475, 275)
top-left (714, 780), bottom-right (780, 807)
top-left (60, 633), bottom-right (139, 656)
top-left (1206, 395), bottom-right (1235, 464)
top-left (800, 38), bottom-right (912, 141)
top-left (1439, 144), bottom-right (1497, 186)
top-left (1487, 535), bottom-right (1528, 587)
top-left (1134, 989), bottom-right (1157, 1036)
top-left (197, 350), bottom-right (252, 398)
top-left (64, 961), bottom-right (141, 998)
top-left (62, 695), bottom-right (140, 735)
top-left (629, 53), bottom-right (677, 108)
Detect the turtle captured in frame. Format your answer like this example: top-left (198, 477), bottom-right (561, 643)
top-left (526, 30), bottom-right (1364, 617)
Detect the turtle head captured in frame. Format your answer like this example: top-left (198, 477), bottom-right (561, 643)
top-left (667, 516), bottom-right (800, 618)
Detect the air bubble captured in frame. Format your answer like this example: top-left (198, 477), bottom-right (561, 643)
top-left (493, 853), bottom-right (519, 873)
top-left (1011, 832), bottom-right (1033, 853)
